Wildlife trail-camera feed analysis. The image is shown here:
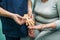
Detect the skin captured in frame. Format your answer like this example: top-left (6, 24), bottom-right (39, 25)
top-left (28, 22), bottom-right (56, 30)
top-left (27, 0), bottom-right (35, 38)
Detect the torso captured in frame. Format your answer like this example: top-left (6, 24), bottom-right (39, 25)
top-left (34, 0), bottom-right (58, 25)
top-left (0, 0), bottom-right (28, 37)
top-left (1, 0), bottom-right (28, 16)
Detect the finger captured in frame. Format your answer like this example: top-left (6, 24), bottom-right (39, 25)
top-left (29, 30), bottom-right (35, 37)
top-left (28, 30), bottom-right (35, 37)
top-left (28, 20), bottom-right (34, 26)
top-left (16, 14), bottom-right (23, 19)
top-left (26, 21), bottom-right (29, 26)
top-left (29, 21), bottom-right (34, 26)
top-left (26, 20), bottom-right (31, 26)
top-left (26, 19), bottom-right (34, 26)
top-left (28, 19), bottom-right (35, 24)
top-left (28, 22), bottom-right (32, 26)
top-left (27, 20), bottom-right (33, 26)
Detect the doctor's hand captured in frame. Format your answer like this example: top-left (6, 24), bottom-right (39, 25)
top-left (12, 14), bottom-right (26, 25)
top-left (23, 14), bottom-right (35, 26)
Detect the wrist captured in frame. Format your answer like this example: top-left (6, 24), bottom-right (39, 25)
top-left (8, 13), bottom-right (15, 19)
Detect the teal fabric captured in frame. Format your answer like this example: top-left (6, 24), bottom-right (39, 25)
top-left (0, 19), bottom-right (5, 40)
top-left (31, 0), bottom-right (34, 9)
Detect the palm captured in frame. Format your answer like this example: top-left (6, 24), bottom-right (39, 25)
top-left (13, 14), bottom-right (26, 25)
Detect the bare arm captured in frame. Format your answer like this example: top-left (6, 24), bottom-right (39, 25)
top-left (28, 0), bottom-right (32, 16)
top-left (0, 7), bottom-right (25, 25)
top-left (0, 7), bottom-right (15, 18)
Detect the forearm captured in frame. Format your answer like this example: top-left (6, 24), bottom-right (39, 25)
top-left (40, 22), bottom-right (56, 30)
top-left (28, 0), bottom-right (34, 20)
top-left (45, 22), bottom-right (56, 29)
top-left (28, 0), bottom-right (32, 14)
top-left (0, 7), bottom-right (14, 18)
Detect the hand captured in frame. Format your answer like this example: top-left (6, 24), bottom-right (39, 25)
top-left (26, 18), bottom-right (35, 26)
top-left (28, 13), bottom-right (34, 21)
top-left (28, 13), bottom-right (34, 19)
top-left (23, 13), bottom-right (34, 20)
top-left (28, 29), bottom-right (35, 38)
top-left (23, 14), bottom-right (35, 26)
top-left (23, 14), bottom-right (35, 37)
top-left (28, 24), bottom-right (45, 30)
top-left (12, 14), bottom-right (26, 25)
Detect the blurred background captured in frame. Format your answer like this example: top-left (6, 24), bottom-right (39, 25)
top-left (0, 19), bottom-right (5, 40)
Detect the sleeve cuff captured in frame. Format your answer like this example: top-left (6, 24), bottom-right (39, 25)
top-left (55, 20), bottom-right (60, 30)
